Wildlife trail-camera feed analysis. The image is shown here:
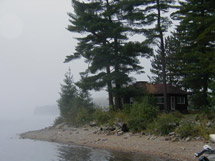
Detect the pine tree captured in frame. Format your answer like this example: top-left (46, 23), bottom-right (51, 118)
top-left (57, 68), bottom-right (78, 118)
top-left (66, 0), bottom-right (152, 110)
top-left (173, 0), bottom-right (215, 107)
top-left (57, 68), bottom-right (94, 121)
top-left (124, 0), bottom-right (177, 111)
top-left (150, 33), bottom-right (185, 88)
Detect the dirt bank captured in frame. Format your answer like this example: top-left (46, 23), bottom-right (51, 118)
top-left (20, 125), bottom-right (210, 161)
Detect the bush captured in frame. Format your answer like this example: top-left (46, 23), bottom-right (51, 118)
top-left (175, 122), bottom-right (200, 138)
top-left (148, 113), bottom-right (180, 135)
top-left (198, 106), bottom-right (215, 120)
top-left (93, 108), bottom-right (111, 125)
top-left (127, 96), bottom-right (158, 132)
top-left (54, 116), bottom-right (65, 126)
top-left (175, 120), bottom-right (212, 139)
top-left (75, 108), bottom-right (93, 125)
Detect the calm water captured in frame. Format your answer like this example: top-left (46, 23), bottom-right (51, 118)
top-left (0, 115), bottom-right (170, 161)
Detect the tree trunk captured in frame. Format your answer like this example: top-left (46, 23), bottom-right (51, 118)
top-left (106, 66), bottom-right (114, 110)
top-left (156, 0), bottom-right (168, 111)
top-left (202, 75), bottom-right (209, 106)
top-left (114, 37), bottom-right (122, 110)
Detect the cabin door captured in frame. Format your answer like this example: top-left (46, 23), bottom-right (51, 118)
top-left (170, 96), bottom-right (175, 110)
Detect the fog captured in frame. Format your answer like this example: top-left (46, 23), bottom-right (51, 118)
top-left (0, 0), bottom-right (151, 118)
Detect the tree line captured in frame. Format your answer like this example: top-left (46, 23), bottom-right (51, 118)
top-left (63, 0), bottom-right (215, 112)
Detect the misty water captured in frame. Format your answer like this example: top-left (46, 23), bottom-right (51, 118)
top-left (0, 115), bottom-right (169, 161)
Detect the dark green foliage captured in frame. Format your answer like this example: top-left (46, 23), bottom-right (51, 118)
top-left (54, 116), bottom-right (65, 126)
top-left (172, 0), bottom-right (215, 107)
top-left (66, 0), bottom-right (152, 110)
top-left (93, 108), bottom-right (111, 125)
top-left (57, 69), bottom-right (94, 124)
top-left (175, 122), bottom-right (198, 138)
top-left (127, 96), bottom-right (158, 132)
top-left (148, 113), bottom-right (180, 135)
top-left (150, 34), bottom-right (185, 88)
top-left (135, 0), bottom-right (177, 111)
top-left (57, 69), bottom-right (78, 118)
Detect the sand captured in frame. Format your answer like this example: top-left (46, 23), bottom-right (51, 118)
top-left (20, 126), bottom-right (211, 161)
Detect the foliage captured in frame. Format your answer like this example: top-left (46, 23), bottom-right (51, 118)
top-left (175, 113), bottom-right (215, 139)
top-left (75, 108), bottom-right (93, 125)
top-left (172, 0), bottom-right (215, 107)
top-left (57, 68), bottom-right (78, 118)
top-left (57, 69), bottom-right (94, 125)
top-left (66, 0), bottom-right (153, 110)
top-left (54, 116), bottom-right (65, 126)
top-left (127, 96), bottom-right (158, 132)
top-left (148, 113), bottom-right (180, 135)
top-left (197, 107), bottom-right (215, 120)
top-left (93, 108), bottom-right (111, 126)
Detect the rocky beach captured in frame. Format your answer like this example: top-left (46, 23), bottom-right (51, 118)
top-left (20, 123), bottom-right (212, 161)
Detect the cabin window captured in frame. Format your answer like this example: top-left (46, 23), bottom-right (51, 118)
top-left (130, 97), bottom-right (134, 104)
top-left (156, 97), bottom-right (164, 104)
top-left (177, 96), bottom-right (185, 104)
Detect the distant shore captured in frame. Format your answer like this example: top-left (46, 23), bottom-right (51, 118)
top-left (20, 125), bottom-right (209, 161)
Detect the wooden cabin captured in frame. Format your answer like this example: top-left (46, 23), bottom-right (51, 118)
top-left (123, 81), bottom-right (188, 112)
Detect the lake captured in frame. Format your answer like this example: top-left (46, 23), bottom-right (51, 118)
top-left (0, 115), bottom-right (170, 161)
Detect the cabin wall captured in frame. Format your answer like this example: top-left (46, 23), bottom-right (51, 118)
top-left (123, 94), bottom-right (188, 112)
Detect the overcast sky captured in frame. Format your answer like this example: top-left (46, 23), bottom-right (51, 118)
top-left (0, 0), bottom-right (151, 117)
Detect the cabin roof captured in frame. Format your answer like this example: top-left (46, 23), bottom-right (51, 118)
top-left (134, 81), bottom-right (187, 95)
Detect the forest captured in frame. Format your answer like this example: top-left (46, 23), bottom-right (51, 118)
top-left (55, 0), bottom-right (215, 139)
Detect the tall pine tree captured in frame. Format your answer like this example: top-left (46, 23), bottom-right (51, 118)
top-left (173, 0), bottom-right (215, 107)
top-left (66, 0), bottom-right (152, 110)
top-left (125, 0), bottom-right (177, 111)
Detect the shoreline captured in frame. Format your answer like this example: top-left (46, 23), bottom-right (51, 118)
top-left (20, 125), bottom-right (208, 161)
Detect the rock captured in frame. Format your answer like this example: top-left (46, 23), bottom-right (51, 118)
top-left (55, 123), bottom-right (66, 129)
top-left (180, 147), bottom-right (186, 150)
top-left (115, 122), bottom-right (129, 132)
top-left (102, 138), bottom-right (108, 142)
top-left (185, 137), bottom-right (191, 142)
top-left (169, 132), bottom-right (175, 136)
top-left (124, 136), bottom-right (128, 139)
top-left (115, 122), bottom-right (123, 128)
top-left (141, 131), bottom-right (145, 135)
top-left (121, 124), bottom-right (129, 132)
top-left (90, 121), bottom-right (97, 127)
top-left (171, 137), bottom-right (179, 142)
top-left (194, 136), bottom-right (201, 141)
top-left (83, 128), bottom-right (89, 131)
top-left (106, 127), bottom-right (116, 131)
top-left (165, 136), bottom-right (171, 141)
top-left (117, 131), bottom-right (123, 136)
top-left (206, 121), bottom-right (213, 127)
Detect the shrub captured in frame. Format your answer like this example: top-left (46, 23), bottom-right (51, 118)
top-left (199, 106), bottom-right (215, 120)
top-left (127, 96), bottom-right (158, 132)
top-left (54, 116), bottom-right (65, 126)
top-left (75, 108), bottom-right (93, 124)
top-left (148, 113), bottom-right (180, 135)
top-left (175, 121), bottom-right (210, 139)
top-left (93, 108), bottom-right (111, 125)
top-left (175, 121), bottom-right (203, 138)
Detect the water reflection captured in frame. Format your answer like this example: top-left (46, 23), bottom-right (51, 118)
top-left (57, 144), bottom-right (169, 161)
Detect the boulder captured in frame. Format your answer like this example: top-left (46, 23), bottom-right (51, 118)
top-left (90, 121), bottom-right (97, 127)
